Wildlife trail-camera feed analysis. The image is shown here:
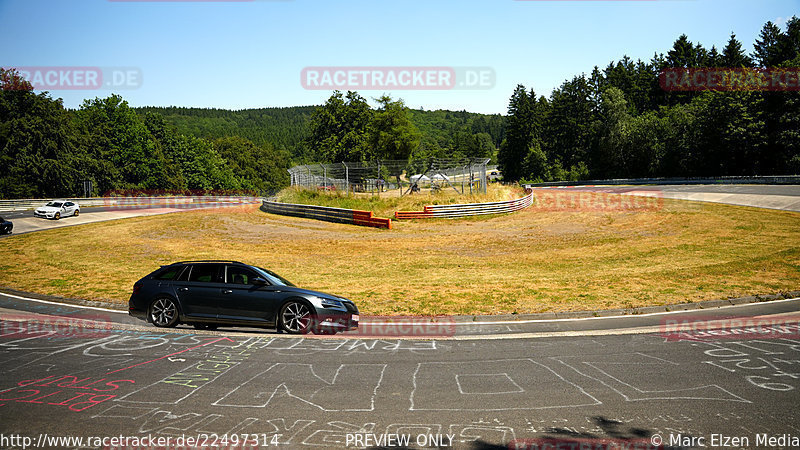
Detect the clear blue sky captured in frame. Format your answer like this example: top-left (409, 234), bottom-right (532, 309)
top-left (1, 0), bottom-right (797, 114)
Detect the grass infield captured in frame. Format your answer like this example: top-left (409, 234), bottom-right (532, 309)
top-left (1, 189), bottom-right (798, 316)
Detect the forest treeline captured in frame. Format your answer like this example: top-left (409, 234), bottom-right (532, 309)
top-left (0, 72), bottom-right (291, 198)
top-left (135, 101), bottom-right (505, 164)
top-left (498, 18), bottom-right (800, 182)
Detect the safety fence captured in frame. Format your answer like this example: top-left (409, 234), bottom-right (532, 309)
top-left (260, 200), bottom-right (392, 229)
top-left (394, 189), bottom-right (534, 219)
top-left (289, 158), bottom-right (491, 196)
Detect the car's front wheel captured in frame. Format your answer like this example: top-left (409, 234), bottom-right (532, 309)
top-left (150, 298), bottom-right (179, 328)
top-left (279, 300), bottom-right (313, 334)
top-left (54, 212), bottom-right (60, 220)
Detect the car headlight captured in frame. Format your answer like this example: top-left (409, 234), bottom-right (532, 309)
top-left (320, 298), bottom-right (344, 308)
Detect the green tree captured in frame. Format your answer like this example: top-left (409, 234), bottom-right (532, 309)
top-left (0, 68), bottom-right (83, 198)
top-left (76, 95), bottom-right (172, 193)
top-left (693, 92), bottom-right (766, 175)
top-left (784, 17), bottom-right (800, 62)
top-left (667, 35), bottom-right (700, 68)
top-left (368, 95), bottom-right (420, 162)
top-left (143, 112), bottom-right (187, 192)
top-left (522, 141), bottom-right (551, 182)
top-left (214, 136), bottom-right (290, 194)
top-left (498, 85), bottom-right (540, 182)
top-left (306, 91), bottom-right (372, 163)
top-left (721, 33), bottom-right (753, 67)
top-left (542, 77), bottom-right (595, 177)
top-left (178, 135), bottom-right (239, 191)
top-left (595, 87), bottom-right (633, 177)
top-left (752, 21), bottom-right (787, 67)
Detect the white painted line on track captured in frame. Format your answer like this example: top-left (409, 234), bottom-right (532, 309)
top-left (453, 297), bottom-right (800, 325)
top-left (453, 326), bottom-right (664, 340)
top-left (2, 291), bottom-right (797, 327)
top-left (453, 310), bottom-right (800, 340)
top-left (0, 292), bottom-right (126, 314)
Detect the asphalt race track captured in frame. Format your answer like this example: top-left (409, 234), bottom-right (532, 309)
top-left (533, 184), bottom-right (800, 212)
top-left (0, 201), bottom-right (259, 237)
top-left (1, 293), bottom-right (799, 449)
top-left (1, 185), bottom-right (799, 449)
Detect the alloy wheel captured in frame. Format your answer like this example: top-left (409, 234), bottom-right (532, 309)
top-left (150, 298), bottom-right (178, 327)
top-left (280, 301), bottom-right (312, 334)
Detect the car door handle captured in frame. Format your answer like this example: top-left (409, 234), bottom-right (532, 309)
top-left (178, 287), bottom-right (189, 292)
top-left (222, 290), bottom-right (233, 294)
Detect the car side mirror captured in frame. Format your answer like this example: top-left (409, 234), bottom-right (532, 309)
top-left (252, 277), bottom-right (267, 285)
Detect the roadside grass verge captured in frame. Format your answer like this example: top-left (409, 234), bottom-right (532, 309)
top-left (0, 198), bottom-right (798, 316)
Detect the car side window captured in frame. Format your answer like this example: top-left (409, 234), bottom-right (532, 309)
top-left (65, 202), bottom-right (73, 207)
top-left (188, 264), bottom-right (222, 283)
top-left (227, 266), bottom-right (259, 285)
top-left (175, 266), bottom-right (191, 281)
top-left (155, 266), bottom-right (182, 281)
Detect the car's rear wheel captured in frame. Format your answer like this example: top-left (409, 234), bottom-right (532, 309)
top-left (279, 301), bottom-right (313, 334)
top-left (74, 209), bottom-right (79, 217)
top-left (150, 298), bottom-right (179, 328)
top-left (54, 212), bottom-right (60, 220)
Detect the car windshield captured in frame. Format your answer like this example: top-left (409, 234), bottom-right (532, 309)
top-left (46, 202), bottom-right (63, 207)
top-left (255, 267), bottom-right (296, 287)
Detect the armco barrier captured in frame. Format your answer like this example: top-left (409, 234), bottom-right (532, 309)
top-left (261, 200), bottom-right (391, 229)
top-left (526, 174), bottom-right (800, 187)
top-left (395, 190), bottom-right (533, 219)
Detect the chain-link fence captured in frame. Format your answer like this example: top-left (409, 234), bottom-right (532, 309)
top-left (288, 158), bottom-right (491, 196)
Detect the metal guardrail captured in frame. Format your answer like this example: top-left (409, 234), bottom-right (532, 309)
top-left (0, 196), bottom-right (259, 212)
top-left (260, 200), bottom-right (392, 229)
top-left (395, 190), bottom-right (534, 219)
top-left (526, 175), bottom-right (800, 187)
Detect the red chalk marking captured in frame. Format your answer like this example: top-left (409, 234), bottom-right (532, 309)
top-left (105, 337), bottom-right (235, 375)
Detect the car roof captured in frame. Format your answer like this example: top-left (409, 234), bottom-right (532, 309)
top-left (168, 260), bottom-right (248, 266)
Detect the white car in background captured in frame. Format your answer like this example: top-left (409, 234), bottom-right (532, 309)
top-left (34, 200), bottom-right (80, 220)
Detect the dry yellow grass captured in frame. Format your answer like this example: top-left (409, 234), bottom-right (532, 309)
top-left (0, 195), bottom-right (798, 316)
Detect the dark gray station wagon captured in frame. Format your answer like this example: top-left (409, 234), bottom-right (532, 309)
top-left (128, 261), bottom-right (359, 334)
